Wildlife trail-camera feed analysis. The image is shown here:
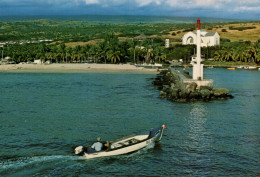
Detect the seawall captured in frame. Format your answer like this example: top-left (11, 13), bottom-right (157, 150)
top-left (153, 68), bottom-right (234, 102)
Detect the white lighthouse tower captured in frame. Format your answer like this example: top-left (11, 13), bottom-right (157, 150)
top-left (182, 18), bottom-right (213, 89)
top-left (192, 18), bottom-right (204, 80)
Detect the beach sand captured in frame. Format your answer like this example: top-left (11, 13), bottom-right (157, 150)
top-left (0, 63), bottom-right (160, 74)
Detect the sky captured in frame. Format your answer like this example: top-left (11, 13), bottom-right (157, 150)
top-left (0, 0), bottom-right (259, 20)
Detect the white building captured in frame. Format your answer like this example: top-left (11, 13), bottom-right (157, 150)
top-left (165, 39), bottom-right (170, 48)
top-left (182, 30), bottom-right (220, 47)
top-left (0, 42), bottom-right (5, 48)
top-left (34, 59), bottom-right (43, 64)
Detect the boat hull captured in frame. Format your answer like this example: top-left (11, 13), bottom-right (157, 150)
top-left (82, 125), bottom-right (165, 159)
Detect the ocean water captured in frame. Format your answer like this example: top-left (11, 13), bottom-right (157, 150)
top-left (0, 15), bottom-right (246, 23)
top-left (0, 69), bottom-right (259, 176)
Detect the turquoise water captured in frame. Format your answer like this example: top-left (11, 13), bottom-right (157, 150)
top-left (0, 69), bottom-right (259, 176)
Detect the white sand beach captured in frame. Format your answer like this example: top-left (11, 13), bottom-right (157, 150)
top-left (0, 63), bottom-right (160, 74)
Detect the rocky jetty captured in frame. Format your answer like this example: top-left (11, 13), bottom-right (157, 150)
top-left (153, 69), bottom-right (234, 102)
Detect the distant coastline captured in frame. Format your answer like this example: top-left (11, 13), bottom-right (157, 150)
top-left (0, 15), bottom-right (252, 23)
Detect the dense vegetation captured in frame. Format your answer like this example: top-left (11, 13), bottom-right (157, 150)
top-left (229, 26), bottom-right (256, 31)
top-left (0, 20), bottom-right (260, 65)
top-left (213, 41), bottom-right (260, 63)
top-left (1, 35), bottom-right (168, 64)
top-left (0, 20), bottom-right (199, 42)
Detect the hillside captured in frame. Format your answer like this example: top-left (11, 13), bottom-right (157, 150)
top-left (160, 22), bottom-right (260, 46)
top-left (0, 18), bottom-right (259, 47)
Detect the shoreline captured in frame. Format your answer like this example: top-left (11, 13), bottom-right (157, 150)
top-left (180, 62), bottom-right (260, 70)
top-left (1, 63), bottom-right (259, 74)
top-left (0, 63), bottom-right (160, 74)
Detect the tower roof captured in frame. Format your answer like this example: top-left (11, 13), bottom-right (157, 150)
top-left (205, 32), bottom-right (217, 37)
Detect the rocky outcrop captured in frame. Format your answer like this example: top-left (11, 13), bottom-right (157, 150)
top-left (153, 69), bottom-right (234, 102)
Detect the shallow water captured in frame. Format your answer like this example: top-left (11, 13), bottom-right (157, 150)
top-left (0, 69), bottom-right (259, 176)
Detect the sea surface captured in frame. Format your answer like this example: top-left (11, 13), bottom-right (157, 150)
top-left (0, 15), bottom-right (246, 23)
top-left (0, 68), bottom-right (259, 176)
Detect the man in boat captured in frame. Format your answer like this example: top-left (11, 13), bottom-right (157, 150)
top-left (91, 137), bottom-right (103, 151)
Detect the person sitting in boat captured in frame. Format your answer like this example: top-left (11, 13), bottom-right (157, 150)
top-left (91, 137), bottom-right (103, 151)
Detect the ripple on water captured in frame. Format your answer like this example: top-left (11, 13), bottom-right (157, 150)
top-left (0, 72), bottom-right (259, 176)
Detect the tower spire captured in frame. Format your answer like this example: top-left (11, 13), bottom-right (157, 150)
top-left (192, 18), bottom-right (204, 80)
top-left (195, 18), bottom-right (202, 30)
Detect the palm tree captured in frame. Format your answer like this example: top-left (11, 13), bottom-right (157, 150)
top-left (66, 47), bottom-right (73, 63)
top-left (74, 45), bottom-right (81, 63)
top-left (255, 43), bottom-right (260, 63)
top-left (147, 49), bottom-right (154, 63)
top-left (223, 48), bottom-right (232, 61)
top-left (51, 46), bottom-right (58, 63)
top-left (81, 44), bottom-right (91, 63)
top-left (234, 46), bottom-right (249, 62)
top-left (106, 49), bottom-right (122, 64)
top-left (141, 38), bottom-right (152, 63)
top-left (134, 47), bottom-right (142, 64)
top-left (154, 45), bottom-right (166, 63)
top-left (256, 51), bottom-right (260, 63)
top-left (45, 52), bottom-right (53, 63)
top-left (39, 43), bottom-right (47, 63)
top-left (59, 43), bottom-right (66, 63)
top-left (97, 42), bottom-right (108, 63)
top-left (214, 50), bottom-right (222, 61)
top-left (128, 40), bottom-right (138, 64)
top-left (106, 43), bottom-right (122, 64)
top-left (231, 48), bottom-right (239, 62)
top-left (89, 45), bottom-right (99, 63)
top-left (247, 46), bottom-right (256, 62)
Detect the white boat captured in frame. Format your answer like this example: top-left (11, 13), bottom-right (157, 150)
top-left (244, 66), bottom-right (257, 70)
top-left (248, 66), bottom-right (257, 70)
top-left (75, 125), bottom-right (166, 159)
top-left (135, 63), bottom-right (163, 68)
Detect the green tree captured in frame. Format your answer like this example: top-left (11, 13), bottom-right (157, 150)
top-left (141, 38), bottom-right (153, 63)
top-left (223, 48), bottom-right (233, 61)
top-left (59, 43), bottom-right (66, 63)
top-left (154, 45), bottom-right (167, 63)
top-left (106, 45), bottom-right (122, 64)
top-left (89, 45), bottom-right (99, 63)
top-left (97, 41), bottom-right (108, 63)
top-left (128, 40), bottom-right (138, 64)
top-left (66, 47), bottom-right (73, 63)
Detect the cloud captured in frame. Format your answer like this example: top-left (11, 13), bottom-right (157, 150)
top-left (1, 0), bottom-right (259, 11)
top-left (135, 0), bottom-right (163, 7)
top-left (83, 0), bottom-right (260, 14)
top-left (84, 0), bottom-right (100, 5)
top-left (0, 0), bottom-right (259, 19)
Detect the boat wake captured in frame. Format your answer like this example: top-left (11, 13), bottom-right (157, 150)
top-left (0, 155), bottom-right (82, 171)
top-left (0, 138), bottom-right (158, 174)
top-left (1, 143), bottom-right (156, 171)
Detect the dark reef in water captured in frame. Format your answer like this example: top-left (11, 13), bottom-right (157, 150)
top-left (153, 69), bottom-right (234, 102)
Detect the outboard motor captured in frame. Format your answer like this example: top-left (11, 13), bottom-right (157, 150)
top-left (75, 146), bottom-right (84, 155)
